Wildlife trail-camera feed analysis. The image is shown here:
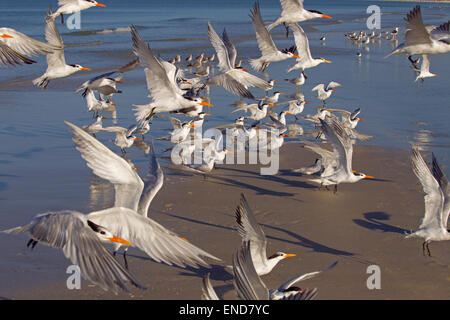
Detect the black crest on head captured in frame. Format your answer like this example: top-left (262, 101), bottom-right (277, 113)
top-left (281, 45), bottom-right (297, 55)
top-left (309, 9), bottom-right (323, 15)
top-left (87, 220), bottom-right (102, 232)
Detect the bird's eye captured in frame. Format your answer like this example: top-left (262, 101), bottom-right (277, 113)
top-left (100, 231), bottom-right (106, 235)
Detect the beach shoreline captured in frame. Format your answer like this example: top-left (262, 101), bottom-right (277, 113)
top-left (1, 143), bottom-right (448, 300)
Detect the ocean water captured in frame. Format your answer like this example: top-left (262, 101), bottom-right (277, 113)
top-left (0, 0), bottom-right (449, 293)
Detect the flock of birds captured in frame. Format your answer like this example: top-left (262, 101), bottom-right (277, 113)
top-left (0, 0), bottom-right (449, 299)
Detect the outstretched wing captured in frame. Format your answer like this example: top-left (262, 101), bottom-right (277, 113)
top-left (88, 207), bottom-right (221, 268)
top-left (233, 241), bottom-right (269, 300)
top-left (3, 210), bottom-right (145, 295)
top-left (65, 121), bottom-right (144, 212)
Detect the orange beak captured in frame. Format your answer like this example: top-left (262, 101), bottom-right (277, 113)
top-left (268, 104), bottom-right (274, 108)
top-left (365, 175), bottom-right (375, 179)
top-left (101, 117), bottom-right (107, 119)
top-left (80, 67), bottom-right (91, 71)
top-left (111, 103), bottom-right (117, 106)
top-left (95, 3), bottom-right (107, 7)
top-left (331, 89), bottom-right (336, 92)
top-left (292, 55), bottom-right (300, 59)
top-left (286, 112), bottom-right (293, 115)
top-left (108, 235), bottom-right (132, 246)
top-left (358, 118), bottom-right (364, 122)
top-left (322, 14), bottom-right (332, 19)
top-left (115, 80), bottom-right (123, 84)
top-left (242, 68), bottom-right (249, 72)
top-left (134, 137), bottom-right (142, 140)
top-left (200, 101), bottom-right (213, 107)
top-left (283, 134), bottom-right (289, 138)
top-left (279, 92), bottom-right (285, 95)
top-left (190, 124), bottom-right (195, 128)
top-left (204, 113), bottom-right (211, 116)
top-left (304, 101), bottom-right (309, 104)
top-left (285, 253), bottom-right (296, 258)
top-left (323, 59), bottom-right (332, 63)
top-left (226, 150), bottom-right (234, 154)
top-left (273, 80), bottom-right (278, 83)
top-left (186, 81), bottom-right (192, 85)
top-left (1, 34), bottom-right (14, 38)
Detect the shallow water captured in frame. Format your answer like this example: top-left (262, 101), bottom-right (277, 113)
top-left (0, 0), bottom-right (449, 294)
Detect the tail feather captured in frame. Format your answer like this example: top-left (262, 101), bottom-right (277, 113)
top-left (32, 75), bottom-right (50, 89)
top-left (250, 58), bottom-right (267, 73)
top-left (1, 224), bottom-right (32, 235)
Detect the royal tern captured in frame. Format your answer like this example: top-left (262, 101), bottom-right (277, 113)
top-left (75, 59), bottom-right (138, 97)
top-left (309, 118), bottom-right (374, 192)
top-left (233, 241), bottom-right (319, 300)
top-left (293, 141), bottom-right (336, 176)
top-left (415, 54), bottom-right (437, 81)
top-left (65, 121), bottom-right (221, 268)
top-left (130, 26), bottom-right (212, 123)
top-left (266, 0), bottom-right (332, 34)
top-left (256, 91), bottom-right (284, 105)
top-left (52, 0), bottom-right (106, 24)
top-left (155, 115), bottom-right (196, 144)
top-left (101, 124), bottom-right (142, 154)
top-left (235, 194), bottom-right (296, 276)
top-left (312, 81), bottom-right (341, 105)
top-left (203, 22), bottom-right (272, 99)
top-left (233, 103), bottom-right (273, 122)
top-left (1, 210), bottom-right (145, 295)
top-left (386, 6), bottom-right (450, 63)
top-left (84, 89), bottom-right (115, 117)
top-left (406, 147), bottom-right (450, 256)
top-left (83, 115), bottom-right (107, 137)
top-left (33, 8), bottom-right (90, 88)
top-left (249, 3), bottom-right (299, 72)
top-left (286, 23), bottom-right (332, 73)
top-left (327, 107), bottom-right (363, 129)
top-left (0, 28), bottom-right (58, 66)
top-left (285, 71), bottom-right (307, 90)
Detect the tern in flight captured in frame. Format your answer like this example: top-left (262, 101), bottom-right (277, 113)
top-left (406, 147), bottom-right (450, 257)
top-left (33, 8), bottom-right (90, 88)
top-left (249, 2), bottom-right (300, 72)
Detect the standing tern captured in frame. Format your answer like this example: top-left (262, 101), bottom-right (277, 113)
top-left (309, 117), bottom-right (374, 192)
top-left (1, 211), bottom-right (145, 295)
top-left (0, 28), bottom-right (58, 66)
top-left (52, 0), bottom-right (106, 24)
top-left (130, 26), bottom-right (212, 123)
top-left (203, 22), bottom-right (272, 99)
top-left (312, 81), bottom-right (341, 105)
top-left (286, 23), bottom-right (332, 73)
top-left (249, 2), bottom-right (299, 72)
top-left (266, 0), bottom-right (332, 33)
top-left (33, 8), bottom-right (90, 88)
top-left (65, 121), bottom-right (221, 268)
top-left (406, 147), bottom-right (450, 256)
top-left (235, 193), bottom-right (296, 276)
top-left (100, 124), bottom-right (142, 154)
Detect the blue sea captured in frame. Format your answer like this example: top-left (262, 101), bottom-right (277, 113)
top-left (0, 0), bottom-right (449, 294)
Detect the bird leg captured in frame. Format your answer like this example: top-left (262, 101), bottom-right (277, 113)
top-left (27, 239), bottom-right (38, 250)
top-left (333, 184), bottom-right (338, 194)
top-left (426, 241), bottom-right (431, 257)
top-left (283, 23), bottom-right (290, 38)
top-left (123, 249), bottom-right (129, 270)
top-left (61, 14), bottom-right (64, 25)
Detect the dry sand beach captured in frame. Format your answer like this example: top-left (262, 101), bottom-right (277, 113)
top-left (1, 143), bottom-right (449, 300)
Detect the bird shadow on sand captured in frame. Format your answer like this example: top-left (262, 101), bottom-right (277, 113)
top-left (353, 212), bottom-right (410, 235)
top-left (264, 224), bottom-right (376, 265)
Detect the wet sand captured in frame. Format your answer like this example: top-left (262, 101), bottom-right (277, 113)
top-left (1, 143), bottom-right (449, 300)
